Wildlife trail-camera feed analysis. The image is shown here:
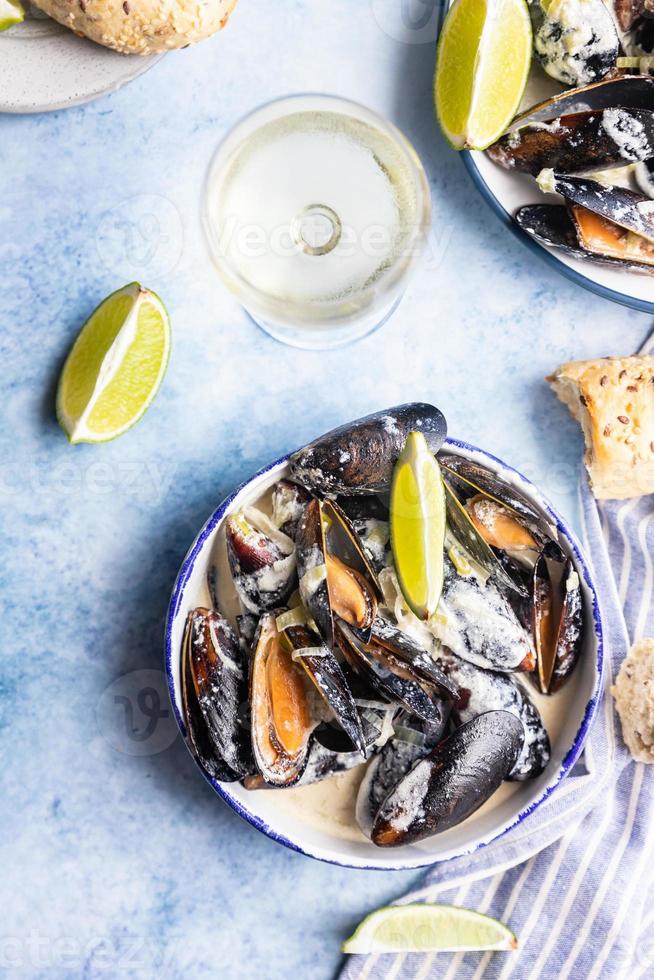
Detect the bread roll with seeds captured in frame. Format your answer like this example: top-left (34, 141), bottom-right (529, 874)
top-left (612, 638), bottom-right (654, 763)
top-left (32, 0), bottom-right (237, 55)
top-left (547, 355), bottom-right (654, 500)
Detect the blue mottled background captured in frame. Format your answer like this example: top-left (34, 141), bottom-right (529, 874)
top-left (0, 1), bottom-right (650, 977)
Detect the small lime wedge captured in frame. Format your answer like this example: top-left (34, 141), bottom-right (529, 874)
top-left (0, 0), bottom-right (24, 30)
top-left (435, 0), bottom-right (532, 150)
top-left (390, 432), bottom-right (446, 620)
top-left (342, 903), bottom-right (518, 955)
top-left (56, 282), bottom-right (170, 444)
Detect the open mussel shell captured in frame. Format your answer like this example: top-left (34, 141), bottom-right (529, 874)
top-left (433, 557), bottom-right (536, 673)
top-left (488, 109), bottom-right (654, 176)
top-left (532, 543), bottom-right (583, 694)
top-left (439, 651), bottom-right (550, 780)
top-left (270, 479), bottom-right (311, 540)
top-left (225, 508), bottom-right (296, 615)
top-left (289, 403), bottom-right (447, 496)
top-left (250, 613), bottom-right (316, 787)
top-left (283, 622), bottom-right (366, 756)
top-left (371, 711), bottom-right (524, 846)
top-left (438, 454), bottom-right (546, 528)
top-left (544, 173), bottom-right (654, 244)
top-left (181, 612), bottom-right (242, 782)
top-left (367, 616), bottom-right (458, 700)
top-left (510, 75), bottom-right (654, 130)
top-left (529, 0), bottom-right (619, 87)
top-left (514, 204), bottom-right (654, 274)
top-left (185, 607), bottom-right (252, 778)
top-left (356, 710), bottom-right (449, 839)
top-left (443, 478), bottom-right (529, 597)
top-left (296, 498), bottom-right (380, 645)
top-left (336, 622), bottom-right (449, 725)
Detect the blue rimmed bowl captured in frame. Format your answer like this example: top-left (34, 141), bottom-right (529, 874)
top-left (164, 438), bottom-right (604, 870)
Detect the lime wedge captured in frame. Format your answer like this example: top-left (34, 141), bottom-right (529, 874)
top-left (435, 0), bottom-right (532, 150)
top-left (342, 904), bottom-right (518, 954)
top-left (0, 0), bottom-right (24, 29)
top-left (56, 282), bottom-right (170, 444)
top-left (390, 432), bottom-right (446, 620)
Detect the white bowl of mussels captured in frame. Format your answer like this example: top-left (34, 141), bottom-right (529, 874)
top-left (165, 404), bottom-right (603, 870)
top-left (462, 0), bottom-right (654, 313)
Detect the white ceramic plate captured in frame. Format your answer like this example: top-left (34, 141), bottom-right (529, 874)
top-left (164, 438), bottom-right (604, 870)
top-left (0, 5), bottom-right (161, 113)
top-left (449, 13), bottom-right (654, 313)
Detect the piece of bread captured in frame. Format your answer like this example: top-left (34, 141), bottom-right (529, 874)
top-left (612, 638), bottom-right (654, 763)
top-left (547, 355), bottom-right (654, 499)
top-left (32, 0), bottom-right (237, 55)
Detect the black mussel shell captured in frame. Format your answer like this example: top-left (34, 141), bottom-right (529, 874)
top-left (372, 711), bottom-right (524, 846)
top-left (366, 616), bottom-right (459, 700)
top-left (296, 498), bottom-right (333, 642)
top-left (284, 623), bottom-right (366, 755)
top-left (336, 495), bottom-right (389, 522)
top-left (289, 403), bottom-right (447, 496)
top-left (546, 173), bottom-right (654, 244)
top-left (336, 623), bottom-right (448, 725)
top-left (439, 651), bottom-right (550, 780)
top-left (356, 710), bottom-right (448, 838)
top-left (271, 479), bottom-right (311, 540)
top-left (181, 613), bottom-right (241, 782)
top-left (514, 204), bottom-right (654, 275)
top-left (185, 608), bottom-right (252, 778)
top-left (511, 75), bottom-right (654, 130)
top-left (225, 510), bottom-right (297, 614)
top-left (635, 158), bottom-right (654, 199)
top-left (489, 109), bottom-right (654, 176)
top-left (432, 557), bottom-right (535, 673)
top-left (443, 478), bottom-right (529, 597)
top-left (438, 454), bottom-right (546, 527)
top-left (532, 545), bottom-right (583, 694)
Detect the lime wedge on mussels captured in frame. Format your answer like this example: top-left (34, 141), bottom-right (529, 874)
top-left (390, 432), bottom-right (446, 621)
top-left (342, 903), bottom-right (518, 954)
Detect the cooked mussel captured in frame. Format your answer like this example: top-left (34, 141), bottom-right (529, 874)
top-left (443, 478), bottom-right (529, 596)
top-left (488, 109), bottom-right (654, 175)
top-left (532, 543), bottom-right (583, 694)
top-left (465, 495), bottom-right (540, 565)
top-left (366, 616), bottom-right (458, 698)
top-left (371, 711), bottom-right (524, 846)
top-left (271, 479), bottom-right (311, 539)
top-left (540, 172), bottom-right (654, 242)
top-left (356, 710), bottom-right (449, 838)
top-left (225, 508), bottom-right (296, 614)
top-left (289, 403), bottom-right (447, 496)
top-left (282, 621), bottom-right (366, 755)
top-left (439, 651), bottom-right (550, 780)
top-left (515, 204), bottom-right (654, 273)
top-left (432, 556), bottom-right (536, 673)
top-left (185, 607), bottom-right (252, 778)
top-left (337, 622), bottom-right (451, 724)
top-left (439, 454), bottom-right (546, 527)
top-left (296, 498), bottom-right (380, 644)
top-left (511, 74), bottom-right (654, 130)
top-left (529, 0), bottom-right (619, 87)
top-left (181, 611), bottom-right (242, 782)
top-left (250, 613), bottom-right (317, 786)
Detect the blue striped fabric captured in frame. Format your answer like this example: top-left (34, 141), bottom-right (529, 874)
top-left (341, 477), bottom-right (654, 980)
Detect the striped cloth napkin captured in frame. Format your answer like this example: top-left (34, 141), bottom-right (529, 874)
top-left (341, 476), bottom-right (654, 980)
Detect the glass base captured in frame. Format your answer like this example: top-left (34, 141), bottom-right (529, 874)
top-left (245, 293), bottom-right (404, 350)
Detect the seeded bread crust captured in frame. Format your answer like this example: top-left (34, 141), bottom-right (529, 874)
top-left (547, 355), bottom-right (654, 500)
top-left (612, 638), bottom-right (654, 763)
top-left (32, 0), bottom-right (237, 55)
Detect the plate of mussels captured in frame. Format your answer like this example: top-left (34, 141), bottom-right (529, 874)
top-left (165, 404), bottom-right (603, 869)
top-left (463, 0), bottom-right (654, 313)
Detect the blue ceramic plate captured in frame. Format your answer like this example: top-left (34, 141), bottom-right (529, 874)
top-left (164, 438), bottom-right (604, 870)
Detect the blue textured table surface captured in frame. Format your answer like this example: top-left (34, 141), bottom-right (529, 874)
top-left (1, 2), bottom-right (650, 977)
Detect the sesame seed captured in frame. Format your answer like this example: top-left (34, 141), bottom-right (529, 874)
top-left (600, 375), bottom-right (609, 386)
top-left (627, 385), bottom-right (638, 392)
top-left (620, 370), bottom-right (627, 380)
top-left (618, 415), bottom-right (630, 424)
